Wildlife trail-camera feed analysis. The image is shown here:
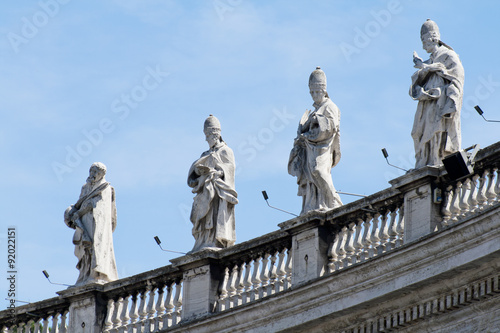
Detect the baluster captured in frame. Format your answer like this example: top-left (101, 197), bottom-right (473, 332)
top-left (268, 252), bottom-right (278, 295)
top-left (276, 249), bottom-right (287, 293)
top-left (327, 232), bottom-right (340, 273)
top-left (450, 181), bottom-right (462, 221)
top-left (17, 322), bottom-right (25, 333)
top-left (236, 262), bottom-right (246, 305)
top-left (155, 286), bottom-right (166, 332)
top-left (145, 288), bottom-right (157, 333)
top-left (260, 254), bottom-right (270, 298)
top-left (459, 178), bottom-right (471, 215)
top-left (128, 293), bottom-right (140, 332)
top-left (26, 320), bottom-right (35, 333)
top-left (103, 299), bottom-right (115, 332)
top-left (173, 282), bottom-right (183, 325)
top-left (34, 318), bottom-right (42, 333)
top-left (112, 297), bottom-right (124, 332)
top-left (119, 296), bottom-right (130, 333)
top-left (477, 171), bottom-right (488, 210)
top-left (60, 311), bottom-right (68, 333)
top-left (228, 264), bottom-right (238, 309)
top-left (42, 318), bottom-right (49, 333)
top-left (218, 267), bottom-right (230, 311)
top-left (486, 168), bottom-right (497, 205)
top-left (369, 213), bottom-right (381, 258)
top-left (285, 249), bottom-right (292, 289)
top-left (51, 314), bottom-right (60, 333)
top-left (137, 289), bottom-right (148, 331)
top-left (163, 285), bottom-right (174, 328)
top-left (387, 208), bottom-right (398, 250)
top-left (361, 215), bottom-right (372, 261)
top-left (250, 256), bottom-right (262, 301)
top-left (468, 174), bottom-right (480, 212)
top-left (240, 259), bottom-right (252, 304)
top-left (495, 169), bottom-right (500, 197)
top-left (378, 211), bottom-right (390, 254)
top-left (336, 226), bottom-right (348, 269)
top-left (344, 222), bottom-right (356, 267)
top-left (353, 218), bottom-right (364, 264)
top-left (395, 206), bottom-right (405, 247)
top-left (441, 186), bottom-right (453, 226)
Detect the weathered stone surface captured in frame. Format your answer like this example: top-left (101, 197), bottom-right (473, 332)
top-left (288, 67), bottom-right (342, 215)
top-left (390, 166), bottom-right (442, 242)
top-left (188, 115), bottom-right (238, 253)
top-left (410, 19), bottom-right (464, 168)
top-left (64, 162), bottom-right (118, 286)
top-left (165, 203), bottom-right (500, 333)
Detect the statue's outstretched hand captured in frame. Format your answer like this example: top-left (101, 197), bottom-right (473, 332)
top-left (413, 51), bottom-right (424, 68)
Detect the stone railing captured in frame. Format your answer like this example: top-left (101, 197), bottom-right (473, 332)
top-left (442, 167), bottom-right (500, 225)
top-left (326, 202), bottom-right (404, 274)
top-left (2, 142), bottom-right (500, 332)
top-left (101, 265), bottom-right (184, 333)
top-left (216, 235), bottom-right (292, 312)
top-left (0, 296), bottom-right (69, 333)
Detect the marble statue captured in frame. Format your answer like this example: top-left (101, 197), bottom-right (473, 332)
top-left (188, 115), bottom-right (238, 252)
top-left (288, 67), bottom-right (342, 215)
top-left (64, 162), bottom-right (118, 286)
top-left (410, 19), bottom-right (464, 168)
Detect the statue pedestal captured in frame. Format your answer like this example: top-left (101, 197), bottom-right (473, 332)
top-left (390, 166), bottom-right (442, 243)
top-left (171, 249), bottom-right (222, 320)
top-left (280, 212), bottom-right (330, 286)
top-left (57, 284), bottom-right (106, 333)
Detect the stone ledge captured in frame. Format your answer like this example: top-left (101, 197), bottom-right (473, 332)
top-left (162, 205), bottom-right (500, 332)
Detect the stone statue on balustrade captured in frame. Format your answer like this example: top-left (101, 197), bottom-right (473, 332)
top-left (288, 67), bottom-right (343, 215)
top-left (410, 19), bottom-right (464, 169)
top-left (64, 162), bottom-right (118, 286)
top-left (187, 115), bottom-right (238, 252)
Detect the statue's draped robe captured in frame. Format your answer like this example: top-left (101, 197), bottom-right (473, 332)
top-left (188, 142), bottom-right (238, 252)
top-left (288, 98), bottom-right (342, 215)
top-left (410, 45), bottom-right (464, 168)
top-left (65, 181), bottom-right (118, 285)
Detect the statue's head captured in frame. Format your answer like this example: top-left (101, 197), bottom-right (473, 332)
top-left (203, 115), bottom-right (222, 148)
top-left (309, 67), bottom-right (328, 104)
top-left (420, 19), bottom-right (440, 53)
top-left (87, 162), bottom-right (107, 184)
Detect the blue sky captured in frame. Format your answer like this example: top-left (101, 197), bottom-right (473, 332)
top-left (1, 0), bottom-right (500, 305)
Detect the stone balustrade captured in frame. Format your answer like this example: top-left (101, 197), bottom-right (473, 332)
top-left (0, 296), bottom-right (69, 333)
top-left (217, 241), bottom-right (292, 312)
top-left (441, 167), bottom-right (500, 225)
top-left (102, 280), bottom-right (183, 333)
top-left (327, 203), bottom-right (404, 274)
top-left (3, 142), bottom-right (500, 332)
top-left (99, 265), bottom-right (184, 333)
